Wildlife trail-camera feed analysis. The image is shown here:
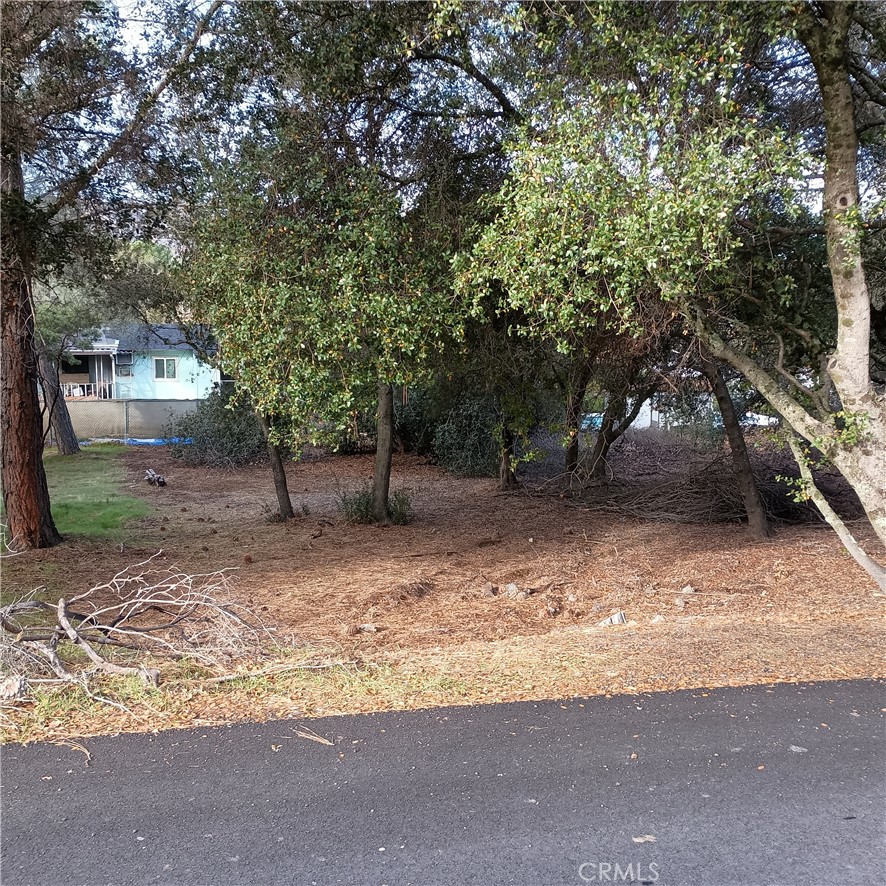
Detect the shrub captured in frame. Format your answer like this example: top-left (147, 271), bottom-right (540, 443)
top-left (166, 386), bottom-right (267, 467)
top-left (433, 395), bottom-right (500, 476)
top-left (387, 490), bottom-right (413, 525)
top-left (333, 410), bottom-right (378, 454)
top-left (339, 484), bottom-right (413, 524)
top-left (339, 485), bottom-right (374, 523)
top-left (394, 388), bottom-right (440, 455)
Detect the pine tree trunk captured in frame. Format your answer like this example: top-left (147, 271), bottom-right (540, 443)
top-left (700, 355), bottom-right (771, 539)
top-left (1, 127), bottom-right (61, 549)
top-left (256, 413), bottom-right (294, 520)
top-left (38, 351), bottom-right (80, 455)
top-left (373, 382), bottom-right (394, 524)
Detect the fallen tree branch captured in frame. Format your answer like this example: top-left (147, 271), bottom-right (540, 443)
top-left (787, 438), bottom-right (886, 594)
top-left (31, 640), bottom-right (71, 681)
top-left (0, 557), bottom-right (280, 698)
top-left (57, 598), bottom-right (161, 686)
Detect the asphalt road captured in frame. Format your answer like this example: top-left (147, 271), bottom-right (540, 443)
top-left (2, 680), bottom-right (883, 886)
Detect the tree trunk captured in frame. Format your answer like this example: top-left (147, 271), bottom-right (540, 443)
top-left (830, 445), bottom-right (886, 546)
top-left (788, 438), bottom-right (885, 594)
top-left (565, 363), bottom-right (593, 476)
top-left (1, 126), bottom-right (61, 549)
top-left (800, 5), bottom-right (874, 413)
top-left (499, 425), bottom-right (517, 490)
top-left (796, 4), bottom-right (886, 549)
top-left (689, 4), bottom-right (886, 584)
top-left (588, 398), bottom-right (621, 480)
top-left (38, 350), bottom-right (80, 455)
top-left (587, 386), bottom-right (655, 481)
top-left (699, 354), bottom-right (771, 539)
top-left (373, 382), bottom-right (394, 524)
top-left (256, 413), bottom-right (294, 520)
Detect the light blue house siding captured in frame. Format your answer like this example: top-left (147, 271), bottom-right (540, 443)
top-left (115, 350), bottom-right (219, 400)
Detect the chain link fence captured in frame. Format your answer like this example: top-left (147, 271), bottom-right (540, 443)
top-left (45, 399), bottom-right (201, 442)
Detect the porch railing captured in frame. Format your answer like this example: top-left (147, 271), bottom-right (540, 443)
top-left (61, 383), bottom-right (113, 399)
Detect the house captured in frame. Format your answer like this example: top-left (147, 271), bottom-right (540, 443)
top-left (581, 399), bottom-right (664, 432)
top-left (60, 323), bottom-right (220, 401)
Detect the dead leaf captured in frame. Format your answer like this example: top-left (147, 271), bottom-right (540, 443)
top-left (632, 835), bottom-right (656, 844)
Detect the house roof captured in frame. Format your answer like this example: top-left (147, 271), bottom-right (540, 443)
top-left (68, 323), bottom-right (216, 356)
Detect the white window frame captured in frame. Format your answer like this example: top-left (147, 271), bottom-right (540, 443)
top-left (154, 357), bottom-right (178, 381)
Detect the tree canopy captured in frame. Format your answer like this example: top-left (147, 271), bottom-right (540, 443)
top-left (185, 137), bottom-right (461, 447)
top-left (2, 1), bottom-right (883, 588)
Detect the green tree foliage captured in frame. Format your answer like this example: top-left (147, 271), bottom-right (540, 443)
top-left (460, 6), bottom-right (795, 344)
top-left (458, 1), bottom-right (885, 587)
top-left (183, 137), bottom-right (460, 454)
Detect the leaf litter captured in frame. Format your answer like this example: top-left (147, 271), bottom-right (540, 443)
top-left (2, 449), bottom-right (883, 743)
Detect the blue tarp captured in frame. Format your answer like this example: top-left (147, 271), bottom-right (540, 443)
top-left (125, 437), bottom-right (193, 446)
top-left (580, 413), bottom-right (604, 431)
top-left (81, 437), bottom-right (192, 446)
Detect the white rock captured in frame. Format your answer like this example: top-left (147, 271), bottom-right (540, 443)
top-left (598, 610), bottom-right (627, 626)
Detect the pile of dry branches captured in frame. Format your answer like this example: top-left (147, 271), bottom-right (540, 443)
top-left (576, 456), bottom-right (831, 525)
top-left (0, 554), bottom-right (274, 699)
top-left (579, 456), bottom-right (745, 523)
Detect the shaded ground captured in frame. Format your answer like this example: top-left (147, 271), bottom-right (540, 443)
top-left (1, 446), bottom-right (883, 740)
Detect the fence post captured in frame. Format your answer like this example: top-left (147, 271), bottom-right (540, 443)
top-left (124, 400), bottom-right (129, 441)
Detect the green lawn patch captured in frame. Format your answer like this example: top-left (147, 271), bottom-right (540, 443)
top-left (45, 444), bottom-right (150, 538)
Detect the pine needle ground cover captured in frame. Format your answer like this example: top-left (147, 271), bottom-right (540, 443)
top-left (2, 447), bottom-right (882, 743)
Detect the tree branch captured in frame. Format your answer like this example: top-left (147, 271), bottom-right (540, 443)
top-left (849, 60), bottom-right (886, 108)
top-left (57, 598), bottom-right (161, 684)
top-left (774, 332), bottom-right (828, 416)
top-left (689, 304), bottom-right (827, 443)
top-left (735, 217), bottom-right (886, 242)
top-left (615, 381), bottom-right (658, 435)
top-left (787, 438), bottom-right (886, 594)
top-left (410, 49), bottom-right (522, 124)
top-left (49, 0), bottom-right (225, 216)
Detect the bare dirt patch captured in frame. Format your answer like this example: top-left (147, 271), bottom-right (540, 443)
top-left (2, 447), bottom-right (883, 741)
